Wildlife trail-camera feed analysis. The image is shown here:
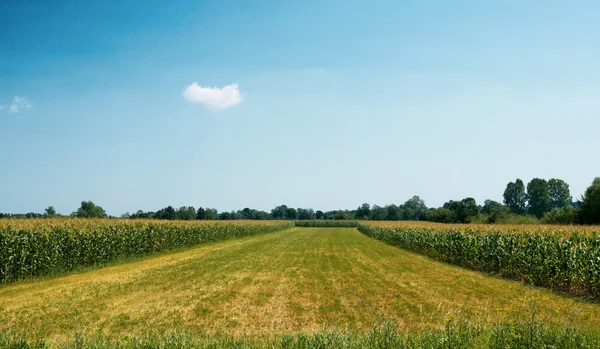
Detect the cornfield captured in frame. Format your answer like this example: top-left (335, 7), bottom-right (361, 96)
top-left (0, 219), bottom-right (293, 284)
top-left (358, 221), bottom-right (600, 299)
top-left (294, 220), bottom-right (359, 227)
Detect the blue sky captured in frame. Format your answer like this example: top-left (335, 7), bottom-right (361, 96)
top-left (1, 0), bottom-right (599, 216)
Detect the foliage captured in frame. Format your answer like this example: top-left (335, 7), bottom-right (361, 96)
top-left (527, 178), bottom-right (550, 218)
top-left (427, 208), bottom-right (455, 223)
top-left (358, 221), bottom-right (600, 299)
top-left (548, 178), bottom-right (572, 209)
top-left (503, 179), bottom-right (527, 214)
top-left (44, 206), bottom-right (57, 216)
top-left (73, 201), bottom-right (108, 218)
top-left (542, 206), bottom-right (576, 225)
top-left (577, 177), bottom-right (600, 225)
top-left (0, 219), bottom-right (293, 284)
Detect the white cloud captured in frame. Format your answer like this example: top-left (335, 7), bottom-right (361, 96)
top-left (7, 96), bottom-right (32, 114)
top-left (183, 83), bottom-right (242, 111)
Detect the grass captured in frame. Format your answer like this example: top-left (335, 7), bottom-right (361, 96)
top-left (1, 227), bottom-right (599, 344)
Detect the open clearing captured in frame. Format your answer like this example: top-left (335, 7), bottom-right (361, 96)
top-left (1, 227), bottom-right (599, 341)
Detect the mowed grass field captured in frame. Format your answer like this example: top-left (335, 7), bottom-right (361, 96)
top-left (1, 227), bottom-right (599, 342)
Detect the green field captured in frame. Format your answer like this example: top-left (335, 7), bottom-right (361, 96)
top-left (2, 226), bottom-right (600, 345)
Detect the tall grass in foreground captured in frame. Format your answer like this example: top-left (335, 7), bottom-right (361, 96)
top-left (0, 219), bottom-right (294, 284)
top-left (358, 222), bottom-right (600, 299)
top-left (2, 321), bottom-right (600, 348)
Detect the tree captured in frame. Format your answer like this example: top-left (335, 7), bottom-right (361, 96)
top-left (427, 208), bottom-right (455, 223)
top-left (334, 211), bottom-right (346, 220)
top-left (481, 200), bottom-right (503, 215)
top-left (297, 208), bottom-right (316, 220)
top-left (481, 200), bottom-right (509, 223)
top-left (204, 208), bottom-right (218, 220)
top-left (456, 197), bottom-right (479, 223)
top-left (74, 201), bottom-right (107, 218)
top-left (369, 205), bottom-right (387, 220)
top-left (156, 206), bottom-right (176, 220)
top-left (548, 178), bottom-right (572, 209)
top-left (315, 210), bottom-right (324, 219)
top-left (577, 177), bottom-right (600, 224)
top-left (543, 206), bottom-right (576, 225)
top-left (44, 206), bottom-right (57, 216)
top-left (355, 203), bottom-right (370, 220)
top-left (271, 205), bottom-right (288, 220)
top-left (286, 207), bottom-right (298, 220)
top-left (385, 204), bottom-right (402, 220)
top-left (527, 178), bottom-right (550, 218)
top-left (401, 196), bottom-right (427, 220)
top-left (503, 179), bottom-right (527, 214)
top-left (176, 206), bottom-right (196, 220)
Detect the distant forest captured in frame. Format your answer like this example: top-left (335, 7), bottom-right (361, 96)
top-left (2, 177), bottom-right (599, 225)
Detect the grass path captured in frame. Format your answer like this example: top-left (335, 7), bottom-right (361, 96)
top-left (1, 227), bottom-right (599, 340)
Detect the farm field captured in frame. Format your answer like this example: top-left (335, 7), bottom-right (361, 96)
top-left (1, 226), bottom-right (600, 346)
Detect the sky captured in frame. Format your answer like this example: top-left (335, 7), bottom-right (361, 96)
top-left (1, 0), bottom-right (599, 216)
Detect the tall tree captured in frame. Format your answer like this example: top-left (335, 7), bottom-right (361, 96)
top-left (44, 206), bottom-right (57, 216)
top-left (74, 201), bottom-right (107, 218)
top-left (271, 205), bottom-right (288, 220)
top-left (297, 208), bottom-right (316, 220)
top-left (577, 177), bottom-right (600, 224)
top-left (369, 205), bottom-right (387, 220)
top-left (401, 196), bottom-right (427, 220)
top-left (548, 178), bottom-right (572, 209)
top-left (355, 203), bottom-right (371, 220)
top-left (459, 197), bottom-right (480, 223)
top-left (503, 179), bottom-right (527, 214)
top-left (527, 178), bottom-right (550, 218)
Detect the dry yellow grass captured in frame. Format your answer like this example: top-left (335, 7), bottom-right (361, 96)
top-left (1, 227), bottom-right (599, 342)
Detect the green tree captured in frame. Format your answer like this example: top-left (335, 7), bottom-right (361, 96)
top-left (369, 205), bottom-right (387, 220)
top-left (334, 211), bottom-right (346, 220)
top-left (286, 207), bottom-right (298, 220)
top-left (204, 208), bottom-right (218, 220)
top-left (548, 178), bottom-right (572, 209)
top-left (401, 196), bottom-right (428, 220)
top-left (577, 177), bottom-right (600, 224)
top-left (74, 201), bottom-right (107, 218)
top-left (196, 207), bottom-right (206, 220)
top-left (297, 208), bottom-right (316, 220)
top-left (271, 205), bottom-right (288, 220)
top-left (427, 207), bottom-right (455, 223)
top-left (385, 204), bottom-right (402, 220)
top-left (176, 206), bottom-right (196, 220)
top-left (527, 178), bottom-right (550, 218)
top-left (481, 200), bottom-right (509, 223)
top-left (457, 197), bottom-right (479, 223)
top-left (44, 206), bottom-right (57, 216)
top-left (543, 206), bottom-right (576, 225)
top-left (355, 203), bottom-right (371, 220)
top-left (503, 179), bottom-right (527, 214)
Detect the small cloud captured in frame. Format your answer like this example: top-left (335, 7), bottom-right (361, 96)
top-left (183, 83), bottom-right (243, 111)
top-left (7, 96), bottom-right (32, 114)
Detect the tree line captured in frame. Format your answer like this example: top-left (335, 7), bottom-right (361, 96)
top-left (1, 177), bottom-right (599, 224)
